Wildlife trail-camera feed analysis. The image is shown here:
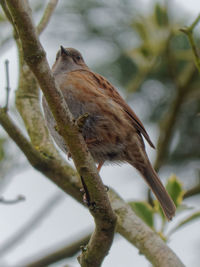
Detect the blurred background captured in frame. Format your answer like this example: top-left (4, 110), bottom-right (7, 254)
top-left (0, 0), bottom-right (200, 266)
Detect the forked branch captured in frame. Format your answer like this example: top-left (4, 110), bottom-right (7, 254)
top-left (4, 1), bottom-right (117, 266)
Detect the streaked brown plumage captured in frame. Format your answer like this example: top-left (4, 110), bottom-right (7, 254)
top-left (42, 46), bottom-right (176, 220)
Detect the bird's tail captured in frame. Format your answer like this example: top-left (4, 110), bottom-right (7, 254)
top-left (133, 162), bottom-right (176, 220)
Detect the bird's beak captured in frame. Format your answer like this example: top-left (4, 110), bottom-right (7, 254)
top-left (60, 46), bottom-right (70, 56)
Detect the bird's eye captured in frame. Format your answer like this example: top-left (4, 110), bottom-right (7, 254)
top-left (76, 55), bottom-right (81, 60)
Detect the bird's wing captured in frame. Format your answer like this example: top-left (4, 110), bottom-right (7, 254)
top-left (69, 69), bottom-right (155, 148)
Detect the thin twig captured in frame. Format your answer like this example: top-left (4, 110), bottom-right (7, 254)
top-left (183, 170), bottom-right (200, 199)
top-left (0, 195), bottom-right (25, 205)
top-left (154, 64), bottom-right (196, 172)
top-left (189, 14), bottom-right (200, 32)
top-left (18, 232), bottom-right (91, 267)
top-left (184, 185), bottom-right (200, 199)
top-left (4, 59), bottom-right (10, 111)
top-left (37, 0), bottom-right (59, 35)
top-left (180, 14), bottom-right (200, 73)
top-left (0, 192), bottom-right (64, 256)
top-left (0, 0), bottom-right (19, 38)
top-left (153, 15), bottom-right (200, 172)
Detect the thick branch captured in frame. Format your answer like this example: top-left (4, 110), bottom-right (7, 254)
top-left (13, 0), bottom-right (60, 166)
top-left (16, 38), bottom-right (60, 158)
top-left (5, 1), bottom-right (117, 266)
top-left (109, 192), bottom-right (185, 267)
top-left (1, 1), bottom-right (185, 266)
top-left (0, 109), bottom-right (185, 267)
top-left (0, 108), bottom-right (82, 201)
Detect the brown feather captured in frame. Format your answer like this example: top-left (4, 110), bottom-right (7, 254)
top-left (71, 69), bottom-right (155, 148)
top-left (42, 47), bottom-right (176, 220)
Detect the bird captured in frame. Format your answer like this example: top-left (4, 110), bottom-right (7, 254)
top-left (42, 46), bottom-right (176, 220)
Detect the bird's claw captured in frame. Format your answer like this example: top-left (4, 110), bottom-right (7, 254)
top-left (67, 152), bottom-right (72, 160)
top-left (80, 187), bottom-right (96, 210)
top-left (75, 113), bottom-right (89, 131)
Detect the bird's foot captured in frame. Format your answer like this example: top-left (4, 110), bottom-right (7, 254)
top-left (75, 113), bottom-right (89, 131)
top-left (80, 176), bottom-right (96, 210)
top-left (80, 188), bottom-right (96, 210)
top-left (67, 152), bottom-right (72, 160)
top-left (97, 161), bottom-right (104, 172)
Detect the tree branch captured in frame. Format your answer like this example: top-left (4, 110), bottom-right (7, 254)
top-left (154, 64), bottom-right (196, 171)
top-left (37, 0), bottom-right (59, 35)
top-left (5, 1), bottom-right (117, 266)
top-left (183, 185), bottom-right (200, 199)
top-left (180, 14), bottom-right (200, 73)
top-left (0, 192), bottom-right (64, 256)
top-left (4, 59), bottom-right (10, 111)
top-left (0, 109), bottom-right (185, 266)
top-left (15, 33), bottom-right (60, 158)
top-left (0, 108), bottom-right (82, 201)
top-left (0, 1), bottom-right (185, 266)
top-left (0, 195), bottom-right (25, 205)
top-left (18, 232), bottom-right (91, 267)
top-left (109, 191), bottom-right (185, 267)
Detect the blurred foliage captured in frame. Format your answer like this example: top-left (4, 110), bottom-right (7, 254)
top-left (0, 0), bottom-right (199, 168)
top-left (154, 174), bottom-right (185, 219)
top-left (166, 174), bottom-right (184, 207)
top-left (1, 0), bottom-right (199, 169)
top-left (42, 0), bottom-right (200, 168)
top-left (127, 5), bottom-right (200, 166)
top-left (0, 137), bottom-right (6, 161)
top-left (42, 0), bottom-right (200, 234)
top-left (129, 201), bottom-right (154, 228)
top-left (0, 0), bottom-right (47, 53)
top-left (130, 175), bottom-right (200, 240)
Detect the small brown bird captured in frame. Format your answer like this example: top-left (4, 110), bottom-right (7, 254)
top-left (42, 46), bottom-right (176, 220)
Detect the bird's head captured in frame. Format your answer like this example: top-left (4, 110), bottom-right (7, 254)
top-left (52, 46), bottom-right (88, 75)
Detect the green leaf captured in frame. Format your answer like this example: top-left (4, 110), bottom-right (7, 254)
top-left (169, 211), bottom-right (200, 235)
top-left (153, 175), bottom-right (185, 221)
top-left (132, 21), bottom-right (148, 42)
top-left (154, 4), bottom-right (168, 27)
top-left (140, 46), bottom-right (151, 58)
top-left (129, 201), bottom-right (154, 228)
top-left (0, 138), bottom-right (6, 162)
top-left (166, 174), bottom-right (184, 207)
top-left (153, 199), bottom-right (165, 220)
